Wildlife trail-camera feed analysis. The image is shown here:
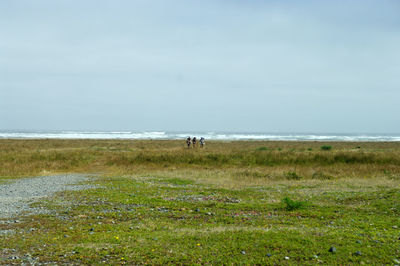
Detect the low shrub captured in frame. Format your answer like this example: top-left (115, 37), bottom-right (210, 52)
top-left (312, 171), bottom-right (334, 180)
top-left (285, 171), bottom-right (302, 180)
top-left (282, 197), bottom-right (307, 211)
top-left (321, 145), bottom-right (332, 151)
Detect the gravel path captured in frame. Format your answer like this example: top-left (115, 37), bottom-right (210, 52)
top-left (0, 174), bottom-right (94, 218)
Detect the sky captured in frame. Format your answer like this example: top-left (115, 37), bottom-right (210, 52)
top-left (1, 0), bottom-right (399, 133)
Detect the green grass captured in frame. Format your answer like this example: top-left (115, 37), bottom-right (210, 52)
top-left (285, 171), bottom-right (302, 180)
top-left (321, 145), bottom-right (332, 151)
top-left (282, 196), bottom-right (307, 211)
top-left (1, 139), bottom-right (400, 264)
top-left (1, 176), bottom-right (399, 264)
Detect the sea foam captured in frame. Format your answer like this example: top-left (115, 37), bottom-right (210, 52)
top-left (0, 131), bottom-right (399, 141)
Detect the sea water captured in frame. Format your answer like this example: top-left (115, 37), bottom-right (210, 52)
top-left (0, 131), bottom-right (399, 141)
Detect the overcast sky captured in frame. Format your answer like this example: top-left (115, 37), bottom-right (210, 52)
top-left (1, 0), bottom-right (399, 133)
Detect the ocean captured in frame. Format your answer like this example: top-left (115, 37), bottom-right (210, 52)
top-left (0, 131), bottom-right (399, 141)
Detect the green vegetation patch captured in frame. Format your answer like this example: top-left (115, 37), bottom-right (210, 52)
top-left (285, 171), bottom-right (302, 180)
top-left (1, 175), bottom-right (400, 264)
top-left (321, 145), bottom-right (332, 151)
top-left (282, 196), bottom-right (307, 211)
top-left (163, 177), bottom-right (195, 186)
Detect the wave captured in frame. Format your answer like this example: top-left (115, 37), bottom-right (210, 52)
top-left (0, 131), bottom-right (399, 141)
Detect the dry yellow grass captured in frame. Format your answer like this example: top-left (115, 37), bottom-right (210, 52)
top-left (1, 139), bottom-right (400, 189)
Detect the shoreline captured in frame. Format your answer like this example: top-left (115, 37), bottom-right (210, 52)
top-left (0, 138), bottom-right (400, 142)
top-left (1, 132), bottom-right (400, 142)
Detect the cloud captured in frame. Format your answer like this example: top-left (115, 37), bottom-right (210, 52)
top-left (1, 0), bottom-right (399, 132)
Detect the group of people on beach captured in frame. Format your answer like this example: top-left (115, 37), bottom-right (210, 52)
top-left (186, 136), bottom-right (205, 148)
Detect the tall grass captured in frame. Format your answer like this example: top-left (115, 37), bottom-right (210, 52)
top-left (1, 139), bottom-right (400, 180)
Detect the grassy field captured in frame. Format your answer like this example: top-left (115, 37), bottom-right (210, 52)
top-left (1, 139), bottom-right (400, 264)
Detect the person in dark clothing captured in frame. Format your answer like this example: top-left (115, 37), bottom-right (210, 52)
top-left (200, 137), bottom-right (205, 148)
top-left (186, 137), bottom-right (191, 148)
top-left (192, 137), bottom-right (197, 148)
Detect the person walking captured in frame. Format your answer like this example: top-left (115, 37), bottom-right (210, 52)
top-left (186, 136), bottom-right (191, 148)
top-left (200, 137), bottom-right (205, 148)
top-left (192, 137), bottom-right (197, 148)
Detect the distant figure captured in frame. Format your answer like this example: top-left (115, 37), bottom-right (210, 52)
top-left (192, 137), bottom-right (197, 147)
top-left (186, 136), bottom-right (191, 148)
top-left (200, 137), bottom-right (205, 148)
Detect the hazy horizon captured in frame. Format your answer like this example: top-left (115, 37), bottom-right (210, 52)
top-left (1, 129), bottom-right (400, 136)
top-left (1, 1), bottom-right (400, 133)
top-left (2, 131), bottom-right (400, 142)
